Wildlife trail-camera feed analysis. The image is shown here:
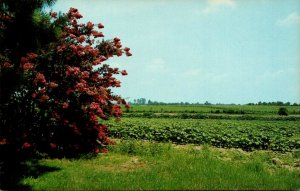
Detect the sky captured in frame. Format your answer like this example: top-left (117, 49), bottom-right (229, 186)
top-left (50, 0), bottom-right (300, 104)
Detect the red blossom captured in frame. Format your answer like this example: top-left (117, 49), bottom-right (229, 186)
top-left (125, 103), bottom-right (131, 109)
top-left (3, 62), bottom-right (13, 68)
top-left (89, 113), bottom-right (98, 123)
top-left (112, 104), bottom-right (122, 117)
top-left (78, 35), bottom-right (86, 43)
top-left (0, 138), bottom-right (8, 145)
top-left (50, 143), bottom-right (57, 149)
top-left (66, 66), bottom-right (81, 76)
top-left (116, 50), bottom-right (122, 56)
top-left (69, 34), bottom-right (76, 39)
top-left (38, 89), bottom-right (46, 94)
top-left (63, 119), bottom-right (69, 125)
top-left (115, 42), bottom-right (122, 48)
top-left (22, 142), bottom-right (31, 149)
top-left (39, 95), bottom-right (50, 102)
top-left (20, 57), bottom-right (29, 64)
top-left (90, 102), bottom-right (100, 110)
top-left (98, 23), bottom-right (104, 29)
top-left (69, 8), bottom-right (82, 19)
top-left (33, 73), bottom-right (47, 84)
top-left (31, 93), bottom-right (37, 98)
top-left (124, 47), bottom-right (130, 52)
top-left (27, 53), bottom-right (38, 60)
top-left (62, 102), bottom-right (69, 109)
top-left (87, 21), bottom-right (94, 30)
top-left (126, 52), bottom-right (132, 57)
top-left (121, 70), bottom-right (128, 76)
top-left (100, 148), bottom-right (108, 153)
top-left (49, 82), bottom-right (58, 88)
top-left (23, 63), bottom-right (34, 71)
top-left (50, 12), bottom-right (57, 18)
top-left (69, 44), bottom-right (77, 52)
top-left (99, 56), bottom-right (107, 62)
top-left (81, 71), bottom-right (89, 79)
top-left (92, 31), bottom-right (104, 38)
top-left (114, 37), bottom-right (120, 42)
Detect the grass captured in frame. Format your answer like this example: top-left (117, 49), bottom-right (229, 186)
top-left (21, 140), bottom-right (300, 190)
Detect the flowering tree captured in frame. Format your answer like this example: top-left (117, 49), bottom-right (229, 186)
top-left (0, 7), bottom-right (131, 156)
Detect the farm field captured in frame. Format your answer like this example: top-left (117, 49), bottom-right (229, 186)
top-left (107, 118), bottom-right (300, 151)
top-left (109, 105), bottom-right (300, 152)
top-left (17, 105), bottom-right (300, 190)
top-left (126, 104), bottom-right (300, 115)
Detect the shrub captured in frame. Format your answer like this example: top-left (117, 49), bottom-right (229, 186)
top-left (278, 107), bottom-right (288, 116)
top-left (0, 7), bottom-right (131, 156)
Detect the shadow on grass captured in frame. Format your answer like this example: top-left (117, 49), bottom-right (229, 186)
top-left (0, 145), bottom-right (60, 190)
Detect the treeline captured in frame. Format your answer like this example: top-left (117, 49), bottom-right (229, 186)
top-left (129, 98), bottom-right (300, 106)
top-left (247, 101), bottom-right (299, 106)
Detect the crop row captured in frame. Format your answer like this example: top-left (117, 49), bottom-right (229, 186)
top-left (123, 112), bottom-right (300, 121)
top-left (107, 118), bottom-right (300, 152)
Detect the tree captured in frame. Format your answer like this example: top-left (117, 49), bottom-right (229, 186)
top-left (1, 0), bottom-right (63, 155)
top-left (0, 0), bottom-right (59, 103)
top-left (0, 5), bottom-right (131, 156)
top-left (278, 107), bottom-right (288, 116)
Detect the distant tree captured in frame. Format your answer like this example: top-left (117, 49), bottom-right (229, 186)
top-left (278, 107), bottom-right (288, 116)
top-left (276, 101), bottom-right (284, 106)
top-left (139, 98), bottom-right (146, 104)
top-left (204, 101), bottom-right (211, 105)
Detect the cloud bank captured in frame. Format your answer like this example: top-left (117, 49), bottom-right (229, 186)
top-left (277, 12), bottom-right (300, 27)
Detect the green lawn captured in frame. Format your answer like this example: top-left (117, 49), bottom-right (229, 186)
top-left (21, 140), bottom-right (300, 190)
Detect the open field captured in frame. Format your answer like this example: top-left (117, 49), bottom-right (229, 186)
top-left (126, 104), bottom-right (300, 115)
top-left (16, 105), bottom-right (300, 189)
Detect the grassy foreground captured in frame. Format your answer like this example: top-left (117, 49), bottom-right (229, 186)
top-left (21, 140), bottom-right (300, 190)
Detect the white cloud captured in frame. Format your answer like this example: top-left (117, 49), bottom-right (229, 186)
top-left (202, 0), bottom-right (236, 14)
top-left (276, 12), bottom-right (300, 27)
top-left (146, 58), bottom-right (166, 73)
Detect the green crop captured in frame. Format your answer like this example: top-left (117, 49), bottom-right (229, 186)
top-left (107, 118), bottom-right (300, 152)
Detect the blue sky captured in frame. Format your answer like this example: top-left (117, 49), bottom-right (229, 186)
top-left (51, 0), bottom-right (300, 104)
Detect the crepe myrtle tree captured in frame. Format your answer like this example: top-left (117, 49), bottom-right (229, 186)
top-left (0, 8), bottom-right (132, 156)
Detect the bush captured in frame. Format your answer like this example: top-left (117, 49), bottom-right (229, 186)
top-left (0, 7), bottom-right (132, 156)
top-left (278, 107), bottom-right (288, 116)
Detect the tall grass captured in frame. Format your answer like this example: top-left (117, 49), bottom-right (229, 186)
top-left (21, 140), bottom-right (300, 190)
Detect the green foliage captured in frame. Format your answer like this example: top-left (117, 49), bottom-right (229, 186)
top-left (278, 107), bottom-right (288, 116)
top-left (107, 118), bottom-right (300, 152)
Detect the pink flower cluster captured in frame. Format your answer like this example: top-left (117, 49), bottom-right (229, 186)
top-left (14, 7), bottom-right (132, 153)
